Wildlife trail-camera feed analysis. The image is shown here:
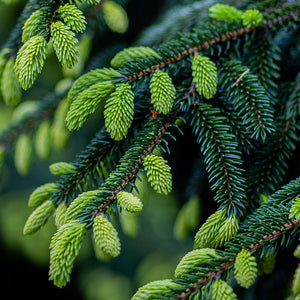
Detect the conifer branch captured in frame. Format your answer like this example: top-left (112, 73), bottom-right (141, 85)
top-left (53, 128), bottom-right (117, 204)
top-left (176, 219), bottom-right (300, 300)
top-left (257, 33), bottom-right (269, 81)
top-left (218, 61), bottom-right (275, 141)
top-left (48, 110), bottom-right (177, 217)
top-left (184, 98), bottom-right (247, 216)
top-left (221, 67), bottom-right (264, 130)
top-left (123, 6), bottom-right (299, 82)
top-left (191, 107), bottom-right (238, 206)
top-left (287, 72), bottom-right (300, 119)
top-left (82, 112), bottom-right (177, 221)
top-left (247, 117), bottom-right (297, 200)
top-left (216, 98), bottom-right (254, 153)
top-left (244, 30), bottom-right (281, 100)
top-left (172, 177), bottom-right (300, 299)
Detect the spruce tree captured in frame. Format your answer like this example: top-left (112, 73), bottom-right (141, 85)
top-left (0, 0), bottom-right (300, 299)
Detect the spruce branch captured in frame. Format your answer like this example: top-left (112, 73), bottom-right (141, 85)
top-left (49, 110), bottom-right (177, 213)
top-left (44, 112), bottom-right (178, 288)
top-left (0, 0), bottom-right (103, 90)
top-left (123, 5), bottom-right (299, 82)
top-left (171, 177), bottom-right (300, 299)
top-left (215, 96), bottom-right (255, 154)
top-left (186, 100), bottom-right (247, 215)
top-left (83, 112), bottom-right (177, 221)
top-left (247, 117), bottom-right (298, 201)
top-left (219, 61), bottom-right (275, 142)
top-left (243, 30), bottom-right (281, 100)
top-left (52, 128), bottom-right (117, 204)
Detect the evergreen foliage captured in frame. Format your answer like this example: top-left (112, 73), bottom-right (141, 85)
top-left (57, 4), bottom-right (87, 34)
top-left (234, 249), bottom-right (258, 288)
top-left (192, 54), bottom-right (218, 100)
top-left (49, 221), bottom-right (87, 288)
top-left (143, 154), bottom-right (172, 195)
top-left (49, 162), bottom-right (76, 176)
top-left (110, 46), bottom-right (160, 68)
top-left (211, 279), bottom-right (237, 300)
top-left (295, 245), bottom-right (300, 259)
top-left (131, 279), bottom-right (180, 300)
top-left (150, 70), bottom-right (176, 114)
top-left (66, 81), bottom-right (115, 130)
top-left (28, 183), bottom-right (58, 208)
top-left (194, 209), bottom-right (239, 248)
top-left (23, 199), bottom-right (55, 235)
top-left (66, 68), bottom-right (121, 105)
top-left (15, 35), bottom-right (47, 90)
top-left (242, 9), bottom-right (264, 28)
top-left (116, 191), bottom-right (143, 213)
top-left (93, 214), bottom-right (121, 258)
top-left (104, 83), bottom-right (134, 140)
top-left (21, 9), bottom-right (44, 43)
top-left (174, 248), bottom-right (220, 279)
top-left (290, 197), bottom-right (300, 221)
top-left (51, 21), bottom-right (79, 68)
top-left (208, 4), bottom-right (243, 23)
top-left (1, 0), bottom-right (300, 299)
top-left (1, 57), bottom-right (21, 106)
top-left (54, 201), bottom-right (67, 228)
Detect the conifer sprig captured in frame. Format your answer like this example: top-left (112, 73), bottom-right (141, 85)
top-left (192, 54), bottom-right (217, 99)
top-left (93, 214), bottom-right (121, 258)
top-left (15, 35), bottom-right (48, 90)
top-left (66, 81), bottom-right (115, 131)
top-left (169, 177), bottom-right (300, 299)
top-left (1, 57), bottom-right (21, 106)
top-left (150, 70), bottom-right (176, 114)
top-left (104, 83), bottom-right (135, 141)
top-left (49, 221), bottom-right (87, 288)
top-left (66, 68), bottom-right (121, 106)
top-left (219, 61), bottom-right (275, 142)
top-left (38, 113), bottom-right (175, 225)
top-left (51, 21), bottom-right (79, 68)
top-left (247, 118), bottom-right (297, 201)
top-left (244, 31), bottom-right (281, 100)
top-left (52, 128), bottom-right (118, 204)
top-left (58, 4), bottom-right (87, 34)
top-left (187, 101), bottom-right (247, 215)
top-left (122, 5), bottom-right (300, 82)
top-left (76, 114), bottom-right (176, 223)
